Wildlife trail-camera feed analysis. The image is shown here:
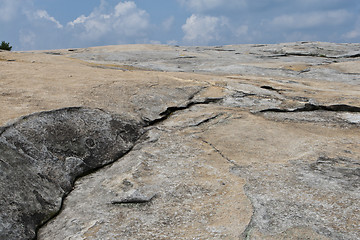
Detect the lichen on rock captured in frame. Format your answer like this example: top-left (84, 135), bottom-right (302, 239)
top-left (0, 107), bottom-right (144, 240)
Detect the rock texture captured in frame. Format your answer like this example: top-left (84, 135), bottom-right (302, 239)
top-left (0, 42), bottom-right (359, 239)
top-left (0, 108), bottom-right (143, 239)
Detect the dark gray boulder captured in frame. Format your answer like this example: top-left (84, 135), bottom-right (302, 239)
top-left (0, 107), bottom-right (144, 240)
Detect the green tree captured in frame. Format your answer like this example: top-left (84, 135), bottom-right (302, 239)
top-left (0, 41), bottom-right (12, 51)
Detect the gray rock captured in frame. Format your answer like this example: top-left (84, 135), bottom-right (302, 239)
top-left (1, 42), bottom-right (360, 240)
top-left (70, 42), bottom-right (360, 84)
top-left (232, 156), bottom-right (360, 239)
top-left (0, 107), bottom-right (144, 240)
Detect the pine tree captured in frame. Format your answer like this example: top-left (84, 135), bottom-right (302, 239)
top-left (0, 41), bottom-right (12, 51)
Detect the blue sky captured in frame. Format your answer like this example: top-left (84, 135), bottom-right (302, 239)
top-left (1, 0), bottom-right (359, 50)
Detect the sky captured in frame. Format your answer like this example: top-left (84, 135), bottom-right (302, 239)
top-left (0, 0), bottom-right (359, 50)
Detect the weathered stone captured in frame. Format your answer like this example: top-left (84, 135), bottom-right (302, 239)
top-left (0, 42), bottom-right (359, 239)
top-left (0, 107), bottom-right (144, 240)
top-left (37, 127), bottom-right (253, 239)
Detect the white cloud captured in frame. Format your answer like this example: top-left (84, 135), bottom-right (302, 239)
top-left (344, 29), bottom-right (360, 39)
top-left (68, 15), bottom-right (87, 27)
top-left (19, 30), bottom-right (36, 48)
top-left (162, 16), bottom-right (175, 31)
top-left (235, 25), bottom-right (248, 37)
top-left (271, 10), bottom-right (351, 29)
top-left (114, 1), bottom-right (136, 16)
top-left (182, 14), bottom-right (229, 45)
top-left (2, 0), bottom-right (154, 50)
top-left (112, 2), bottom-right (149, 36)
top-left (35, 10), bottom-right (63, 29)
top-left (343, 17), bottom-right (360, 39)
top-left (178, 0), bottom-right (246, 12)
top-left (181, 14), bottom-right (255, 45)
top-left (2, 0), bottom-right (359, 50)
top-left (178, 0), bottom-right (221, 11)
top-left (0, 0), bottom-right (23, 22)
top-left (68, 1), bottom-right (149, 42)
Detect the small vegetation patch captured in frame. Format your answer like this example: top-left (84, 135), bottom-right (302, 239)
top-left (0, 41), bottom-right (12, 51)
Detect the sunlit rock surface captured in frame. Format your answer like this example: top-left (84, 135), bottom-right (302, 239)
top-left (0, 42), bottom-right (359, 239)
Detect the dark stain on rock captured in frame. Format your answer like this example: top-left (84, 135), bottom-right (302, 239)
top-left (309, 156), bottom-right (360, 190)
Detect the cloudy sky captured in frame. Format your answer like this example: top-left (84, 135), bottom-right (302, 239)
top-left (1, 0), bottom-right (359, 50)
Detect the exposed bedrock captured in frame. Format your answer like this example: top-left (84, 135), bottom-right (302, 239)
top-left (1, 42), bottom-right (360, 240)
top-left (0, 107), bottom-right (144, 240)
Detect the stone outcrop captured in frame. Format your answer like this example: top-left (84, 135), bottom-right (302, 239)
top-left (0, 42), bottom-right (359, 239)
top-left (0, 108), bottom-right (143, 239)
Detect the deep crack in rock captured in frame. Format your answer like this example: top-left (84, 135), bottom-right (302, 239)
top-left (2, 42), bottom-right (360, 240)
top-left (0, 95), bottom-right (223, 239)
top-left (260, 85), bottom-right (283, 93)
top-left (144, 97), bottom-right (223, 126)
top-left (260, 103), bottom-right (360, 113)
top-left (111, 192), bottom-right (156, 205)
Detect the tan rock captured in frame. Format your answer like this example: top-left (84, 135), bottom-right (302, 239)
top-left (0, 42), bottom-right (359, 239)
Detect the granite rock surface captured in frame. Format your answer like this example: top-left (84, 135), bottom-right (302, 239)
top-left (0, 107), bottom-right (143, 239)
top-left (0, 42), bottom-right (359, 239)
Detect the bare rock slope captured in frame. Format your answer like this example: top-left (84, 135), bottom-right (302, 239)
top-left (0, 42), bottom-right (359, 239)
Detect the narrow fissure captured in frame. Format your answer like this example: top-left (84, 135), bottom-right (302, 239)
top-left (15, 90), bottom-right (359, 239)
top-left (144, 97), bottom-right (223, 126)
top-left (260, 85), bottom-right (283, 93)
top-left (34, 144), bottom-right (137, 240)
top-left (33, 97), bottom-right (223, 239)
top-left (260, 103), bottom-right (360, 113)
top-left (200, 138), bottom-right (240, 168)
top-left (111, 194), bottom-right (156, 205)
top-left (193, 114), bottom-right (222, 127)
